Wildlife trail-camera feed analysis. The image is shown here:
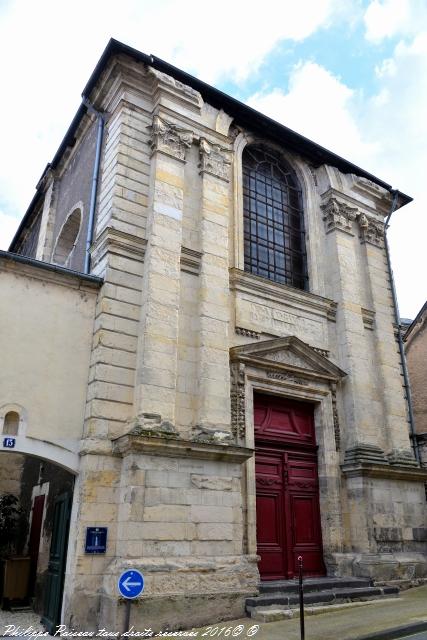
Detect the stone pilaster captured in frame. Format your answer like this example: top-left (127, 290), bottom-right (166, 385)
top-left (134, 115), bottom-right (193, 427)
top-left (195, 139), bottom-right (232, 433)
top-left (321, 195), bottom-right (380, 452)
top-left (359, 213), bottom-right (416, 463)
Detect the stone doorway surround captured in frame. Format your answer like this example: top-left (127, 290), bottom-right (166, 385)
top-left (230, 336), bottom-right (347, 576)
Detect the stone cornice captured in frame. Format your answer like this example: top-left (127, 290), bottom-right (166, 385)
top-left (90, 227), bottom-right (147, 263)
top-left (180, 246), bottom-right (202, 275)
top-left (341, 462), bottom-right (427, 482)
top-left (229, 268), bottom-right (337, 322)
top-left (349, 175), bottom-right (393, 214)
top-left (111, 433), bottom-right (253, 463)
top-left (148, 66), bottom-right (202, 116)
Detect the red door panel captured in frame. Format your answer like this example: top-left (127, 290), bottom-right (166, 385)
top-left (254, 394), bottom-right (325, 580)
top-left (254, 394), bottom-right (315, 445)
top-left (255, 451), bottom-right (287, 579)
top-left (256, 492), bottom-right (286, 579)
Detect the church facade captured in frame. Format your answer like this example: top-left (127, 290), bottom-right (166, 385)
top-left (1, 39), bottom-right (426, 632)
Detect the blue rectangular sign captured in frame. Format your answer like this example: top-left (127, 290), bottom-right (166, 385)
top-left (3, 437), bottom-right (16, 448)
top-left (85, 527), bottom-right (107, 554)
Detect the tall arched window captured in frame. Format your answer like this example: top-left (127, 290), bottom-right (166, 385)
top-left (52, 207), bottom-right (82, 266)
top-left (243, 145), bottom-right (308, 290)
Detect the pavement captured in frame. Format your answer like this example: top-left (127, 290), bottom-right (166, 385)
top-left (0, 585), bottom-right (426, 639)
top-left (0, 607), bottom-right (44, 637)
top-left (194, 584), bottom-right (427, 640)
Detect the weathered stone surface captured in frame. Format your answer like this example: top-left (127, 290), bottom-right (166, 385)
top-left (6, 46), bottom-right (426, 638)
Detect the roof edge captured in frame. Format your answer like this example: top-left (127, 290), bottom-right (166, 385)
top-left (404, 300), bottom-right (427, 342)
top-left (0, 250), bottom-right (103, 286)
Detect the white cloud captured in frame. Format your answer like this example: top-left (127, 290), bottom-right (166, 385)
top-left (248, 61), bottom-right (379, 169)
top-left (0, 0), bottom-right (347, 249)
top-left (247, 38), bottom-right (427, 317)
top-left (364, 0), bottom-right (427, 43)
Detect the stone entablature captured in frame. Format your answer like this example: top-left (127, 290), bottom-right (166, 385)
top-left (230, 268), bottom-right (337, 350)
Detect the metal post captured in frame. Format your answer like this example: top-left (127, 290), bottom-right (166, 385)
top-left (123, 599), bottom-right (131, 637)
top-left (298, 555), bottom-right (305, 640)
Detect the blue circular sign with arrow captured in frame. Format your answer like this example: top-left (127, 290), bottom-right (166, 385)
top-left (118, 569), bottom-right (144, 599)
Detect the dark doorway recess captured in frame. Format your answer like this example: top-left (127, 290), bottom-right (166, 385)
top-left (254, 393), bottom-right (325, 580)
top-left (28, 495), bottom-right (45, 598)
top-left (42, 492), bottom-right (72, 634)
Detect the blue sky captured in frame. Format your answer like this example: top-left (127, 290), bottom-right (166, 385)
top-left (0, 0), bottom-right (426, 317)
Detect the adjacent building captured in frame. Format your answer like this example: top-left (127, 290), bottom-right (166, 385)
top-left (404, 302), bottom-right (427, 466)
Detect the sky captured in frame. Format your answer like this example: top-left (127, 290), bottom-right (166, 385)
top-left (0, 0), bottom-right (426, 318)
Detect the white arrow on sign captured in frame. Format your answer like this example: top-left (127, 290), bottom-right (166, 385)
top-left (122, 576), bottom-right (142, 591)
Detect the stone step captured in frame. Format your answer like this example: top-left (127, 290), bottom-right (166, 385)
top-left (258, 577), bottom-right (372, 595)
top-left (251, 598), bottom-right (401, 623)
top-left (246, 585), bottom-right (399, 615)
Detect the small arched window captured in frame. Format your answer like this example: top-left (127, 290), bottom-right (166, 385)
top-left (53, 208), bottom-right (82, 266)
top-left (3, 411), bottom-right (20, 435)
top-left (243, 145), bottom-right (308, 290)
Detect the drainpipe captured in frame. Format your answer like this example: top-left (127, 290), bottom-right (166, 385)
top-left (83, 98), bottom-right (105, 274)
top-left (384, 189), bottom-right (421, 464)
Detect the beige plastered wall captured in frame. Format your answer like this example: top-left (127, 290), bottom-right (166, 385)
top-left (0, 257), bottom-right (100, 470)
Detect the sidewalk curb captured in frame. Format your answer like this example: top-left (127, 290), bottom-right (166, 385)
top-left (349, 619), bottom-right (427, 640)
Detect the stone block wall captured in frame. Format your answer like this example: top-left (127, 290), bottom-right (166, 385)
top-left (25, 50), bottom-right (426, 631)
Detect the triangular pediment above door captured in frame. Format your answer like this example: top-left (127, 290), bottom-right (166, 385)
top-left (230, 336), bottom-right (346, 382)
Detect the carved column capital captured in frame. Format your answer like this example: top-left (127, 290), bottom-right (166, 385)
top-left (321, 197), bottom-right (358, 234)
top-left (149, 115), bottom-right (193, 161)
top-left (358, 213), bottom-right (385, 248)
top-left (199, 138), bottom-right (232, 181)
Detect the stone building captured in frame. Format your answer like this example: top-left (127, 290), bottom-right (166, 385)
top-left (1, 38), bottom-right (426, 632)
top-left (404, 301), bottom-right (427, 466)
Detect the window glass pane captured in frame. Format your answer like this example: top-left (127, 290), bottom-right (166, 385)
top-left (243, 145), bottom-right (308, 290)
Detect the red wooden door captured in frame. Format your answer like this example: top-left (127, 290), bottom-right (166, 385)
top-left (254, 393), bottom-right (325, 580)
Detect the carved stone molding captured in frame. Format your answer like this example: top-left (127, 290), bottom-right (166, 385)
top-left (180, 246), bottom-right (202, 275)
top-left (387, 448), bottom-right (418, 468)
top-left (343, 443), bottom-right (389, 466)
top-left (149, 115), bottom-right (193, 161)
top-left (312, 346), bottom-right (329, 358)
top-left (361, 307), bottom-right (375, 330)
top-left (149, 68), bottom-right (201, 102)
top-left (350, 175), bottom-right (392, 213)
top-left (321, 197), bottom-right (358, 235)
top-left (358, 213), bottom-right (385, 248)
top-left (230, 362), bottom-right (246, 440)
top-left (331, 384), bottom-right (340, 451)
top-left (267, 371), bottom-right (306, 385)
top-left (235, 326), bottom-right (260, 339)
top-left (199, 138), bottom-right (232, 181)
